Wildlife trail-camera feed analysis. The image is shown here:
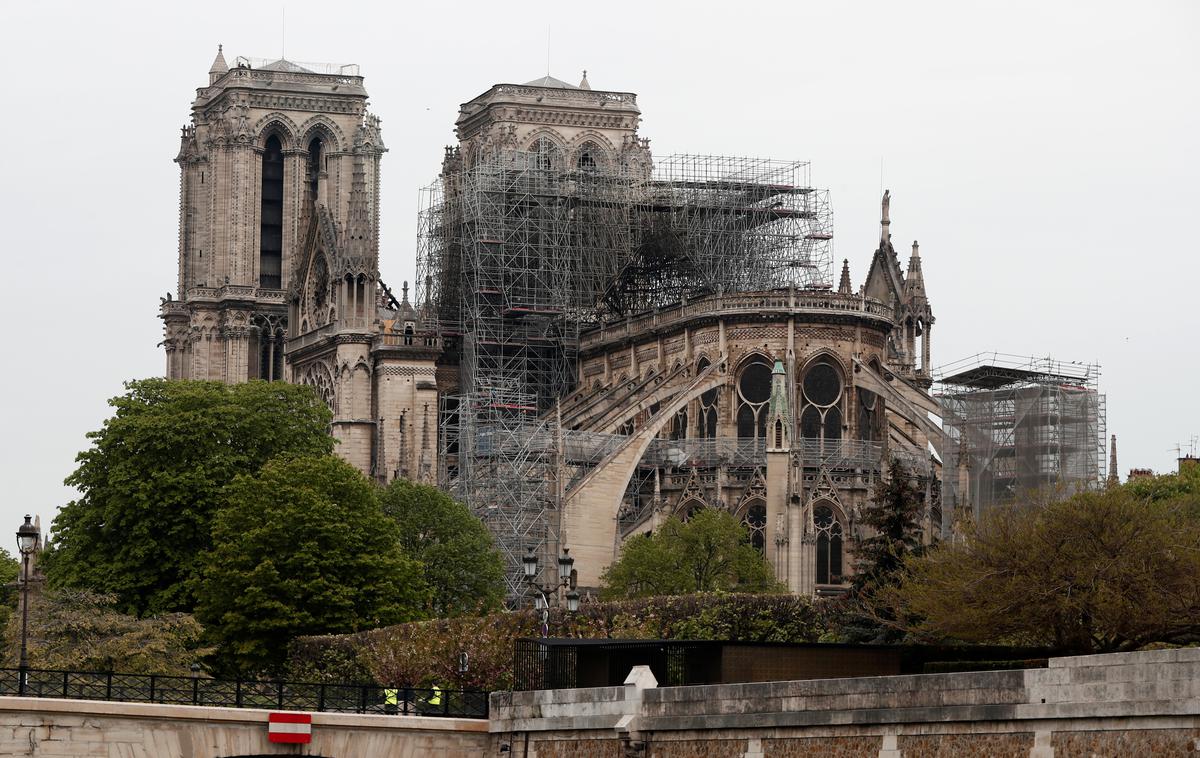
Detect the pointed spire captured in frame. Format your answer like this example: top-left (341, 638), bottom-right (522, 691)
top-left (579, 69), bottom-right (591, 90)
top-left (838, 259), bottom-right (853, 295)
top-left (904, 240), bottom-right (927, 301)
top-left (1108, 434), bottom-right (1119, 487)
top-left (208, 44), bottom-right (229, 84)
top-left (401, 280), bottom-right (410, 305)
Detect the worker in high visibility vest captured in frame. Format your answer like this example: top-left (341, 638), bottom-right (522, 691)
top-left (384, 687), bottom-right (399, 715)
top-left (427, 684), bottom-right (442, 709)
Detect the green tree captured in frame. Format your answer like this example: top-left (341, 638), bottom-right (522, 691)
top-left (1124, 462), bottom-right (1200, 518)
top-left (600, 509), bottom-right (782, 599)
top-left (194, 455), bottom-right (428, 674)
top-left (842, 458), bottom-right (927, 643)
top-left (48, 379), bottom-right (334, 615)
top-left (7, 588), bottom-right (207, 675)
top-left (378, 479), bottom-right (505, 617)
top-left (852, 458), bottom-right (926, 595)
top-left (0, 550), bottom-right (19, 633)
top-left (876, 488), bottom-right (1200, 653)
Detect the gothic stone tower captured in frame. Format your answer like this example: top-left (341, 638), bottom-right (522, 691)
top-left (161, 48), bottom-right (440, 481)
top-left (161, 47), bottom-right (377, 381)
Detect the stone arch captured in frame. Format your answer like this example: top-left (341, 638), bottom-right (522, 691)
top-left (735, 496), bottom-right (768, 552)
top-left (523, 129), bottom-right (568, 170)
top-left (563, 363), bottom-right (729, 586)
top-left (798, 347), bottom-right (850, 379)
top-left (297, 114), bottom-right (347, 153)
top-left (571, 138), bottom-right (612, 172)
top-left (255, 113), bottom-right (300, 149)
top-left (522, 127), bottom-right (568, 153)
top-left (296, 360), bottom-right (336, 413)
top-left (675, 497), bottom-right (707, 521)
top-left (566, 129), bottom-right (618, 154)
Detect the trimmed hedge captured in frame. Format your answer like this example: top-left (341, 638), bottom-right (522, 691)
top-left (289, 593), bottom-right (836, 690)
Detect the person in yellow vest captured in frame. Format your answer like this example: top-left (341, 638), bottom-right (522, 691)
top-left (383, 687), bottom-right (399, 715)
top-left (419, 683), bottom-right (442, 714)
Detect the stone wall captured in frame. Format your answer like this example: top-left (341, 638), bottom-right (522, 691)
top-left (489, 648), bottom-right (1200, 757)
top-left (0, 697), bottom-right (488, 758)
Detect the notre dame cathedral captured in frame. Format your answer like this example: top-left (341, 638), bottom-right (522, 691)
top-left (161, 48), bottom-right (941, 598)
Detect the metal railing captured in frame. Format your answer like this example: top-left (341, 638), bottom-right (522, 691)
top-left (0, 667), bottom-right (489, 719)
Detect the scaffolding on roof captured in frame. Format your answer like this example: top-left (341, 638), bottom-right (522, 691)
top-left (935, 353), bottom-right (1106, 527)
top-left (418, 148), bottom-right (834, 601)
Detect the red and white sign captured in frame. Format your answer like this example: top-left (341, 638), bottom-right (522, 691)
top-left (268, 712), bottom-right (313, 744)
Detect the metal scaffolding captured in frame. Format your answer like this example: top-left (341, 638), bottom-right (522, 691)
top-left (935, 353), bottom-right (1106, 526)
top-left (418, 148), bottom-right (834, 599)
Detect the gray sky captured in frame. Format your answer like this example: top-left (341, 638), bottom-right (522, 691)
top-left (1, 0), bottom-right (1197, 539)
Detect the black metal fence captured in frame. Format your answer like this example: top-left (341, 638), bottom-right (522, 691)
top-left (0, 667), bottom-right (489, 718)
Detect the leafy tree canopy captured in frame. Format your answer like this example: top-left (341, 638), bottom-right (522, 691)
top-left (194, 455), bottom-right (428, 674)
top-left (378, 479), bottom-right (505, 617)
top-left (1124, 461), bottom-right (1200, 517)
top-left (600, 509), bottom-right (783, 600)
top-left (8, 588), bottom-right (208, 675)
top-left (0, 550), bottom-right (19, 633)
top-left (874, 486), bottom-right (1200, 653)
top-left (48, 379), bottom-right (334, 616)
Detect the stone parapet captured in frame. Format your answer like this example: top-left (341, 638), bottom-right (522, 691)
top-left (0, 696), bottom-right (487, 758)
top-left (489, 648), bottom-right (1200, 757)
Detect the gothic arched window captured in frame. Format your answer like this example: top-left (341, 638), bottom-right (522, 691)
top-left (679, 500), bottom-right (705, 522)
top-left (857, 388), bottom-right (879, 441)
top-left (531, 137), bottom-right (559, 171)
top-left (814, 504), bottom-right (843, 585)
top-left (307, 136), bottom-right (324, 204)
top-left (259, 135), bottom-right (284, 289)
top-left (736, 359), bottom-right (772, 439)
top-left (697, 357), bottom-right (718, 439)
top-left (577, 141), bottom-right (602, 172)
top-left (670, 407), bottom-right (688, 440)
top-left (742, 501), bottom-right (767, 553)
top-left (800, 360), bottom-right (843, 451)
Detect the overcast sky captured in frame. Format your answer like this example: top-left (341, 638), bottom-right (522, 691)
top-left (1, 0), bottom-right (1196, 539)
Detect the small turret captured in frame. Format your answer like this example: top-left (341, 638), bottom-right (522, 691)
top-left (903, 240), bottom-right (927, 304)
top-left (767, 358), bottom-right (791, 451)
top-left (579, 70), bottom-right (591, 90)
top-left (838, 259), bottom-right (853, 295)
top-left (1108, 434), bottom-right (1119, 487)
top-left (208, 44), bottom-right (229, 85)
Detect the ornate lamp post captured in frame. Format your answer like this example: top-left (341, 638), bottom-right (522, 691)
top-left (523, 546), bottom-right (581, 636)
top-left (15, 515), bottom-right (39, 696)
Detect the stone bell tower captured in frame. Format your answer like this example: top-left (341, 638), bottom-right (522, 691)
top-left (161, 46), bottom-right (382, 385)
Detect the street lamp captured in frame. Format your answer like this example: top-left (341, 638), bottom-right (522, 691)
top-left (15, 515), bottom-right (39, 696)
top-left (523, 546), bottom-right (581, 636)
